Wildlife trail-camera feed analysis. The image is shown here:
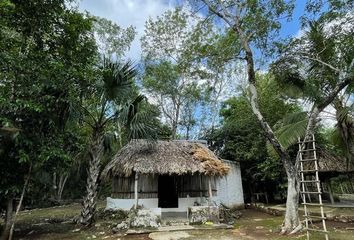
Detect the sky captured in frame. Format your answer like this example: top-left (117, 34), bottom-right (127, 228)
top-left (78, 0), bottom-right (307, 61)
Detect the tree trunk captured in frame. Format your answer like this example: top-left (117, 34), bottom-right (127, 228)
top-left (280, 105), bottom-right (320, 234)
top-left (134, 172), bottom-right (139, 209)
top-left (186, 125), bottom-right (190, 140)
top-left (172, 118), bottom-right (179, 140)
top-left (334, 99), bottom-right (354, 170)
top-left (282, 160), bottom-right (301, 234)
top-left (57, 174), bottom-right (68, 201)
top-left (78, 131), bottom-right (104, 226)
top-left (172, 101), bottom-right (180, 140)
top-left (171, 121), bottom-right (178, 140)
top-left (326, 180), bottom-right (335, 205)
top-left (239, 30), bottom-right (302, 233)
top-left (248, 71), bottom-right (302, 233)
top-left (52, 173), bottom-right (57, 200)
top-left (8, 164), bottom-right (32, 240)
top-left (236, 30), bottom-right (299, 231)
top-left (0, 198), bottom-right (13, 240)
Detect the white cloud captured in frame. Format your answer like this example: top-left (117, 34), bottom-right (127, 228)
top-left (79, 0), bottom-right (176, 60)
top-left (300, 99), bottom-right (337, 128)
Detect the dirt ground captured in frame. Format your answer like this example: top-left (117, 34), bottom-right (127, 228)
top-left (2, 204), bottom-right (354, 240)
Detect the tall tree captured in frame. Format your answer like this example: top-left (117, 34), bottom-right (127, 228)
top-left (142, 61), bottom-right (202, 139)
top-left (0, 0), bottom-right (97, 239)
top-left (191, 0), bottom-right (353, 233)
top-left (207, 74), bottom-right (301, 201)
top-left (141, 7), bottom-right (214, 139)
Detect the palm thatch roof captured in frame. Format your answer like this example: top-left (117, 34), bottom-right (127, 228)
top-left (102, 139), bottom-right (230, 179)
top-left (317, 148), bottom-right (354, 173)
top-left (303, 148), bottom-right (354, 173)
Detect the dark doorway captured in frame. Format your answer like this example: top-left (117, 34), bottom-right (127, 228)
top-left (158, 175), bottom-right (178, 208)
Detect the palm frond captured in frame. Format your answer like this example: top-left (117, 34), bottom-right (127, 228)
top-left (127, 111), bottom-right (157, 140)
top-left (337, 104), bottom-right (354, 122)
top-left (127, 94), bottom-right (146, 126)
top-left (270, 59), bottom-right (306, 99)
top-left (102, 58), bottom-right (137, 102)
top-left (275, 111), bottom-right (308, 149)
top-left (330, 127), bottom-right (346, 151)
top-left (118, 95), bottom-right (157, 140)
top-left (103, 132), bottom-right (117, 153)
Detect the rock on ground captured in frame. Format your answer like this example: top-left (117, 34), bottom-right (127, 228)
top-left (113, 209), bottom-right (161, 232)
top-left (149, 231), bottom-right (191, 240)
top-left (188, 206), bottom-right (219, 224)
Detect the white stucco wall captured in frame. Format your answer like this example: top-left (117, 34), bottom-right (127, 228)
top-left (214, 160), bottom-right (244, 208)
top-left (106, 197), bottom-right (204, 212)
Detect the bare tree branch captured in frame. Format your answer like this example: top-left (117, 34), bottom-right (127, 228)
top-left (318, 75), bottom-right (353, 111)
top-left (300, 54), bottom-right (341, 73)
top-left (203, 0), bottom-right (233, 26)
top-left (217, 0), bottom-right (233, 20)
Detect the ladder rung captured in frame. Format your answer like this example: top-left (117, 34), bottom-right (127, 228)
top-left (306, 228), bottom-right (328, 233)
top-left (303, 215), bottom-right (326, 220)
top-left (302, 203), bottom-right (324, 206)
top-left (300, 180), bottom-right (320, 183)
top-left (300, 158), bottom-right (317, 162)
top-left (299, 149), bottom-right (315, 152)
top-left (300, 191), bottom-right (322, 194)
top-left (298, 140), bottom-right (315, 143)
top-left (300, 170), bottom-right (317, 173)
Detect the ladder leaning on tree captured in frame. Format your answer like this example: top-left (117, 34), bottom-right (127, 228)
top-left (298, 134), bottom-right (329, 240)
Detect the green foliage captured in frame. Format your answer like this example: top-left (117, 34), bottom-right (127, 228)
top-left (272, 3), bottom-right (354, 169)
top-left (0, 0), bottom-right (97, 203)
top-left (142, 59), bottom-right (203, 138)
top-left (274, 112), bottom-right (308, 148)
top-left (143, 61), bottom-right (180, 95)
top-left (0, 1), bottom-right (172, 216)
top-left (190, 0), bottom-right (295, 58)
top-left (141, 7), bottom-right (222, 138)
top-left (92, 16), bottom-right (136, 57)
top-left (272, 8), bottom-right (354, 104)
top-left (207, 74), bottom-right (300, 199)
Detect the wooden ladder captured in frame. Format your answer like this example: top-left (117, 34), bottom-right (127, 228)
top-left (298, 134), bottom-right (329, 240)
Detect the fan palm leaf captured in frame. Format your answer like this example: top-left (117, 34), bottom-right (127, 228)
top-left (118, 94), bottom-right (157, 140)
top-left (101, 58), bottom-right (137, 103)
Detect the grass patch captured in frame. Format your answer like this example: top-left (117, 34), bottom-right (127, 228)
top-left (1, 204), bottom-right (353, 240)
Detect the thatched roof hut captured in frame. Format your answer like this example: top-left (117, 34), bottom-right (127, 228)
top-left (302, 148), bottom-right (354, 204)
top-left (316, 148), bottom-right (354, 173)
top-left (102, 139), bottom-right (230, 179)
top-left (302, 147), bottom-right (354, 174)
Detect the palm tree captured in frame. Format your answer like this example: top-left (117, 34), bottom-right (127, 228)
top-left (76, 58), bottom-right (155, 226)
